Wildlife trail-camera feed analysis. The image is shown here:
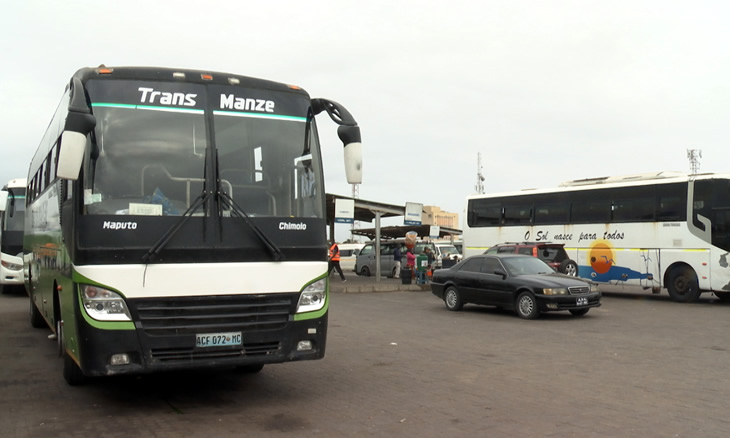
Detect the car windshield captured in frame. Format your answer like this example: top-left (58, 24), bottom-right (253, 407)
top-left (501, 257), bottom-right (555, 276)
top-left (438, 245), bottom-right (459, 256)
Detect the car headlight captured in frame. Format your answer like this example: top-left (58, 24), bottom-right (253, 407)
top-left (542, 287), bottom-right (569, 295)
top-left (590, 283), bottom-right (599, 293)
top-left (1, 260), bottom-right (23, 271)
top-left (297, 278), bottom-right (327, 313)
top-left (81, 285), bottom-right (132, 321)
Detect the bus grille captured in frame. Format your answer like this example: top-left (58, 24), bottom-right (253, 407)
top-left (130, 293), bottom-right (297, 336)
top-left (150, 341), bottom-right (281, 362)
top-left (568, 286), bottom-right (590, 295)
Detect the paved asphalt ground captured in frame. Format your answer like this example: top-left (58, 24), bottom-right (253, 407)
top-left (2, 273), bottom-right (730, 437)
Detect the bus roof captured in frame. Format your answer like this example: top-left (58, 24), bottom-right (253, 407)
top-left (467, 172), bottom-right (730, 200)
top-left (71, 65), bottom-right (310, 96)
top-left (3, 178), bottom-right (27, 190)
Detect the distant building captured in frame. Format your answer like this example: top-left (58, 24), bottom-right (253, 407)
top-left (422, 206), bottom-right (459, 228)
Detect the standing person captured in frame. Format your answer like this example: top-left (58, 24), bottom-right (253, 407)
top-left (406, 248), bottom-right (416, 271)
top-left (424, 247), bottom-right (436, 267)
top-left (328, 242), bottom-right (346, 282)
top-left (415, 251), bottom-right (428, 284)
top-left (393, 245), bottom-right (403, 279)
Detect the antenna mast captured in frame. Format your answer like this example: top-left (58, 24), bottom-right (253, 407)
top-left (687, 149), bottom-right (702, 175)
top-left (475, 152), bottom-right (485, 194)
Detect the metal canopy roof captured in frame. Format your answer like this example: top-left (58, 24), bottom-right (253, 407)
top-left (350, 224), bottom-right (462, 240)
top-left (325, 193), bottom-right (404, 223)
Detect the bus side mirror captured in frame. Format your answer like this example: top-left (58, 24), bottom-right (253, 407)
top-left (338, 125), bottom-right (362, 184)
top-left (57, 77), bottom-right (96, 180)
top-left (57, 131), bottom-right (88, 180)
top-left (0, 191), bottom-right (7, 212)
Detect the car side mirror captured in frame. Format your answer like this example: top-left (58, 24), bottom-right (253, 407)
top-left (494, 269), bottom-right (507, 279)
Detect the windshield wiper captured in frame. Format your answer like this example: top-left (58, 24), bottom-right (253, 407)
top-left (214, 149), bottom-right (284, 261)
top-left (217, 189), bottom-right (284, 261)
top-left (142, 190), bottom-right (209, 264)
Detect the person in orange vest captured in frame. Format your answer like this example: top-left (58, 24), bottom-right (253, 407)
top-left (328, 242), bottom-right (346, 282)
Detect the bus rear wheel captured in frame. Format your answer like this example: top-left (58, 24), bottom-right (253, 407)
top-left (30, 296), bottom-right (46, 329)
top-left (666, 266), bottom-right (701, 303)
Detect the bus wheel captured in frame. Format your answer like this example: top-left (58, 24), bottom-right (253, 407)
top-left (444, 286), bottom-right (463, 311)
top-left (63, 354), bottom-right (86, 386)
top-left (714, 292), bottom-right (730, 303)
top-left (666, 267), bottom-right (701, 303)
top-left (29, 296), bottom-right (46, 329)
top-left (559, 260), bottom-right (578, 276)
top-left (57, 317), bottom-right (86, 385)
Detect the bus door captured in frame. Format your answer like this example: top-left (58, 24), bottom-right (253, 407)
top-left (640, 249), bottom-right (661, 291)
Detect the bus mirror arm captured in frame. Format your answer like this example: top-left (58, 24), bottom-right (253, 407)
top-left (311, 98), bottom-right (362, 185)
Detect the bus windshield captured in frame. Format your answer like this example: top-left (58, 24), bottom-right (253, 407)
top-left (82, 79), bottom-right (324, 219)
top-left (3, 190), bottom-right (25, 232)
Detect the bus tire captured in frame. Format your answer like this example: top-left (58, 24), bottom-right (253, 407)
top-left (29, 296), bottom-right (46, 329)
top-left (63, 353), bottom-right (86, 386)
top-left (666, 266), bottom-right (701, 303)
top-left (714, 292), bottom-right (730, 303)
top-left (58, 318), bottom-right (86, 385)
top-left (444, 286), bottom-right (463, 311)
top-left (559, 260), bottom-right (578, 276)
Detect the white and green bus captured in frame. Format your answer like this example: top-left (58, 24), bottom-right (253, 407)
top-left (0, 178), bottom-right (27, 294)
top-left (25, 66), bottom-right (362, 385)
top-left (463, 172), bottom-right (730, 303)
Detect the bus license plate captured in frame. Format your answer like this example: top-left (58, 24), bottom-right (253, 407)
top-left (576, 297), bottom-right (588, 306)
top-left (196, 332), bottom-right (242, 348)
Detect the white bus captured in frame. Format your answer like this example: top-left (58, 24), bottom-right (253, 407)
top-left (463, 172), bottom-right (730, 303)
top-left (0, 178), bottom-right (27, 294)
top-left (25, 66), bottom-right (362, 384)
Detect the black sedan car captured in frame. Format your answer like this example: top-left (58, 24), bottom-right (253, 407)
top-left (431, 254), bottom-right (601, 319)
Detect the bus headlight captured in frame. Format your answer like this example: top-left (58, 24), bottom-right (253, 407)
top-left (296, 278), bottom-right (326, 313)
top-left (1, 260), bottom-right (23, 271)
top-left (81, 285), bottom-right (132, 321)
top-left (542, 287), bottom-right (569, 295)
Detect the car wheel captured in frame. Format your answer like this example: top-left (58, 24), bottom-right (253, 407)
top-left (666, 266), bottom-right (701, 302)
top-left (515, 291), bottom-right (539, 319)
top-left (559, 260), bottom-right (578, 276)
top-left (30, 295), bottom-right (46, 329)
top-left (360, 266), bottom-right (370, 277)
top-left (569, 308), bottom-right (590, 316)
top-left (444, 286), bottom-right (463, 311)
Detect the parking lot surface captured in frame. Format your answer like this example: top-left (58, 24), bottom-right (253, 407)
top-left (2, 283), bottom-right (730, 437)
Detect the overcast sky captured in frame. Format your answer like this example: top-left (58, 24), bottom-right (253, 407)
top-left (3, 1), bottom-right (728, 240)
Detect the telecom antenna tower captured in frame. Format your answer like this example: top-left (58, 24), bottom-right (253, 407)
top-left (475, 152), bottom-right (485, 194)
top-left (687, 149), bottom-right (702, 175)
